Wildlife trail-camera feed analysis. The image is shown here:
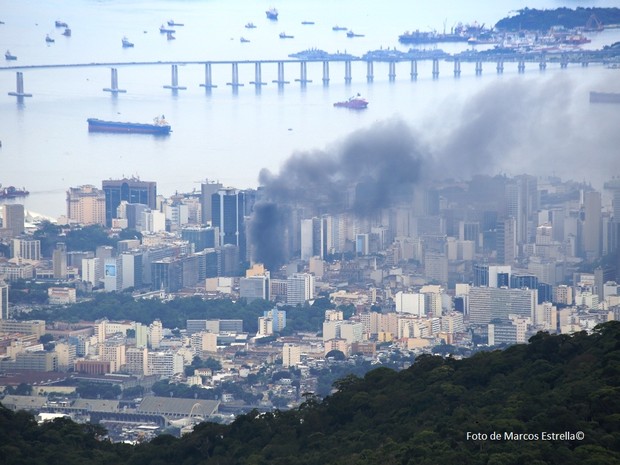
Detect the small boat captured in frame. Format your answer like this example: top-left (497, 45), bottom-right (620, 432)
top-left (55, 20), bottom-right (68, 28)
top-left (245, 22), bottom-right (256, 29)
top-left (166, 31), bottom-right (176, 40)
top-left (301, 21), bottom-right (315, 25)
top-left (332, 25), bottom-right (347, 31)
top-left (279, 32), bottom-right (294, 39)
top-left (122, 36), bottom-right (134, 47)
top-left (5, 50), bottom-right (17, 60)
top-left (45, 34), bottom-right (55, 43)
top-left (333, 93), bottom-right (368, 109)
top-left (266, 7), bottom-right (278, 20)
top-left (159, 24), bottom-right (175, 33)
top-left (346, 31), bottom-right (364, 38)
top-left (62, 27), bottom-right (71, 37)
top-left (240, 37), bottom-right (250, 43)
top-left (167, 20), bottom-right (184, 26)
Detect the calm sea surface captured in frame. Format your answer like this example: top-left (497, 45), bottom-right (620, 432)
top-left (0, 0), bottom-right (619, 219)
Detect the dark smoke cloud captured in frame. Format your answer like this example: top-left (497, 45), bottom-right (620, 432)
top-left (247, 202), bottom-right (289, 272)
top-left (258, 118), bottom-right (426, 215)
top-left (250, 118), bottom-right (427, 270)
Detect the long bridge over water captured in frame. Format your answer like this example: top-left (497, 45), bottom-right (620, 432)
top-left (2, 50), bottom-right (615, 99)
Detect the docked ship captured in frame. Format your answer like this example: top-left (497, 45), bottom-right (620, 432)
top-left (279, 32), bottom-right (294, 39)
top-left (55, 20), bottom-right (68, 28)
top-left (332, 25), bottom-right (347, 31)
top-left (87, 116), bottom-right (171, 135)
top-left (266, 7), bottom-right (278, 20)
top-left (0, 185), bottom-right (29, 199)
top-left (122, 36), bottom-right (134, 47)
top-left (5, 50), bottom-right (17, 60)
top-left (333, 94), bottom-right (368, 109)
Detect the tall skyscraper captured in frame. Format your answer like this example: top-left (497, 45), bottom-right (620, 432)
top-left (212, 188), bottom-right (247, 261)
top-left (583, 190), bottom-right (602, 261)
top-left (0, 281), bottom-right (8, 319)
top-left (66, 185), bottom-right (106, 226)
top-left (497, 217), bottom-right (516, 265)
top-left (52, 243), bottom-right (67, 279)
top-left (2, 204), bottom-right (25, 237)
top-left (102, 177), bottom-right (157, 227)
top-left (200, 180), bottom-right (223, 225)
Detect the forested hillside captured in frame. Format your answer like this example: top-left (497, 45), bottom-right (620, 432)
top-left (495, 7), bottom-right (620, 31)
top-left (2, 322), bottom-right (620, 464)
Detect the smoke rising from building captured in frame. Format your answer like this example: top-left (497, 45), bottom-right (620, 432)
top-left (249, 119), bottom-right (428, 270)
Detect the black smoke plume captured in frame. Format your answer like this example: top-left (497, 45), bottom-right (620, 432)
top-left (249, 118), bottom-right (427, 270)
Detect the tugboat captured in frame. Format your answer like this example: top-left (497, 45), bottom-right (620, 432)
top-left (122, 36), bottom-right (134, 47)
top-left (266, 7), bottom-right (278, 20)
top-left (166, 31), bottom-right (176, 40)
top-left (62, 27), bottom-right (71, 37)
top-left (5, 50), bottom-right (17, 60)
top-left (55, 20), bottom-right (68, 28)
top-left (45, 34), bottom-right (55, 43)
top-left (333, 93), bottom-right (368, 109)
top-left (245, 22), bottom-right (256, 29)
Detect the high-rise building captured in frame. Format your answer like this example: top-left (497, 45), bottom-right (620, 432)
top-left (66, 185), bottom-right (106, 225)
top-left (286, 273), bottom-right (314, 305)
top-left (468, 286), bottom-right (536, 325)
top-left (181, 225), bottom-right (218, 253)
top-left (239, 274), bottom-right (270, 302)
top-left (52, 243), bottom-right (67, 279)
top-left (497, 217), bottom-right (517, 265)
top-left (0, 281), bottom-right (8, 319)
top-left (505, 175), bottom-right (538, 247)
top-left (211, 188), bottom-right (247, 261)
top-left (125, 203), bottom-right (148, 230)
top-left (82, 257), bottom-right (101, 286)
top-left (282, 343), bottom-right (301, 368)
top-left (11, 238), bottom-right (41, 261)
top-left (102, 177), bottom-right (157, 227)
top-left (200, 180), bottom-right (223, 225)
top-left (148, 319), bottom-right (163, 349)
top-left (1, 204), bottom-right (25, 237)
top-left (583, 190), bottom-right (602, 261)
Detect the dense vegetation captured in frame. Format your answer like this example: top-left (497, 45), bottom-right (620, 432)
top-left (17, 293), bottom-right (353, 336)
top-left (2, 322), bottom-right (620, 464)
top-left (495, 7), bottom-right (620, 31)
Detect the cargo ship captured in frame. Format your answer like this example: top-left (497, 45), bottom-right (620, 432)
top-left (0, 185), bottom-right (29, 199)
top-left (87, 116), bottom-right (171, 135)
top-left (333, 94), bottom-right (368, 109)
top-left (590, 92), bottom-right (620, 104)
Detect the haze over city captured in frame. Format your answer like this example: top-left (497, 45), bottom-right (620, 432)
top-left (0, 0), bottom-right (619, 460)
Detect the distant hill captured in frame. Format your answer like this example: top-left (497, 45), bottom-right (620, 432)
top-left (495, 7), bottom-right (620, 31)
top-left (2, 322), bottom-right (620, 464)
